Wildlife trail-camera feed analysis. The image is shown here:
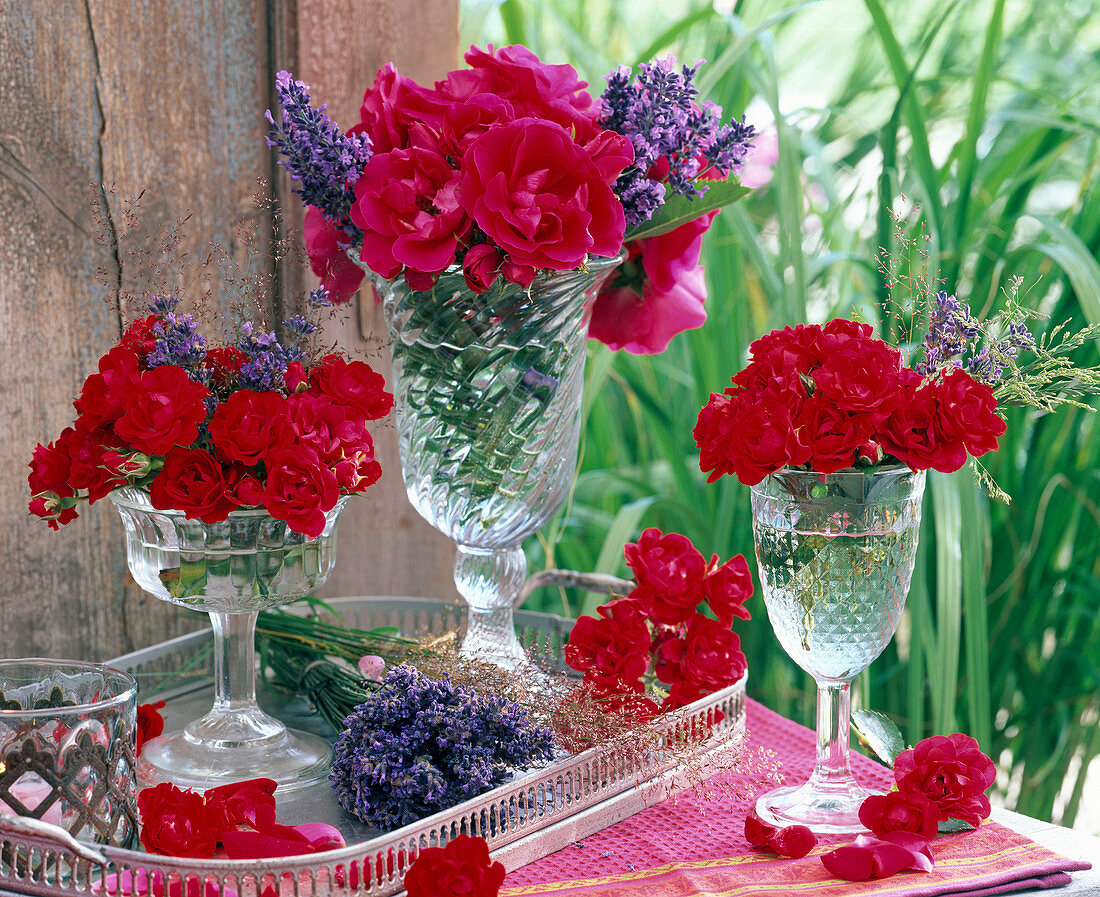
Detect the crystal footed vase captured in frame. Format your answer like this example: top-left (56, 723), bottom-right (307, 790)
top-left (750, 466), bottom-right (925, 833)
top-left (373, 256), bottom-right (623, 669)
top-left (109, 488), bottom-right (348, 792)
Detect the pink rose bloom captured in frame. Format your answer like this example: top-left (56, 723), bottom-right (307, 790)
top-left (446, 44), bottom-right (598, 137)
top-left (460, 118), bottom-right (625, 274)
top-left (350, 147), bottom-right (469, 279)
top-left (589, 212), bottom-right (716, 354)
top-left (462, 243), bottom-right (504, 293)
top-left (440, 94), bottom-right (516, 157)
top-left (303, 207), bottom-right (365, 304)
top-left (356, 62), bottom-right (449, 154)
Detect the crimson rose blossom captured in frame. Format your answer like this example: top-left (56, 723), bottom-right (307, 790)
top-left (403, 834), bottom-right (505, 897)
top-left (208, 390), bottom-right (290, 465)
top-left (657, 613), bottom-right (747, 709)
top-left (310, 355), bottom-right (394, 420)
top-left (113, 365), bottom-right (210, 456)
top-left (858, 790), bottom-right (940, 838)
top-left (878, 378), bottom-right (968, 474)
top-left (892, 733), bottom-right (996, 826)
top-left (934, 368), bottom-right (1007, 457)
top-left (702, 553), bottom-right (753, 624)
top-left (136, 701), bottom-right (166, 756)
top-left (303, 206), bottom-right (365, 304)
top-left (564, 598), bottom-right (651, 697)
top-left (149, 447), bottom-right (239, 524)
top-left (625, 528), bottom-right (708, 625)
top-left (74, 345), bottom-right (142, 429)
top-left (261, 447), bottom-right (340, 538)
top-left (138, 783), bottom-right (218, 858)
top-left (459, 118), bottom-right (627, 275)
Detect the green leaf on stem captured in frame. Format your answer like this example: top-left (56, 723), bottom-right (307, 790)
top-left (939, 818), bottom-right (977, 834)
top-left (852, 709), bottom-right (907, 767)
top-left (624, 174), bottom-right (751, 242)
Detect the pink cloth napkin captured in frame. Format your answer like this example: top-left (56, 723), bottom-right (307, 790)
top-left (502, 700), bottom-right (1091, 896)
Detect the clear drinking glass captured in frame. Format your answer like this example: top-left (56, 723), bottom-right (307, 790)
top-left (372, 255), bottom-right (623, 669)
top-left (750, 466), bottom-right (925, 832)
top-left (0, 659), bottom-right (137, 846)
top-left (109, 488), bottom-right (348, 792)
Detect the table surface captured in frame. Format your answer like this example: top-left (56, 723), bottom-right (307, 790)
top-left (992, 807), bottom-right (1099, 895)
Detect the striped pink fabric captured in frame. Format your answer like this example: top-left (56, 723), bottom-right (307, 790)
top-left (502, 700), bottom-right (1090, 896)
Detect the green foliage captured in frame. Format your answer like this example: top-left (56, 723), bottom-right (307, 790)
top-left (462, 0), bottom-right (1100, 830)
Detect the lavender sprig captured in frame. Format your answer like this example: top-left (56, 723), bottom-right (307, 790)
top-left (330, 665), bottom-right (554, 829)
top-left (237, 321), bottom-right (303, 392)
top-left (916, 291), bottom-right (981, 375)
top-left (600, 58), bottom-right (755, 227)
top-left (147, 296), bottom-right (208, 369)
top-left (266, 71), bottom-right (371, 228)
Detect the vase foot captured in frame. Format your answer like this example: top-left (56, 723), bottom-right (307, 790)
top-left (136, 728), bottom-right (333, 793)
top-left (755, 780), bottom-right (880, 834)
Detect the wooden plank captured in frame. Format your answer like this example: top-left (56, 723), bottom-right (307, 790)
top-left (291, 0), bottom-right (463, 604)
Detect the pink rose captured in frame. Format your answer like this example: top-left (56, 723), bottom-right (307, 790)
top-left (589, 214), bottom-right (714, 354)
top-left (303, 206), bottom-right (365, 304)
top-left (459, 118), bottom-right (625, 273)
top-left (357, 62), bottom-right (449, 154)
top-left (441, 94), bottom-right (516, 157)
top-left (462, 244), bottom-right (504, 293)
top-left (350, 148), bottom-right (469, 278)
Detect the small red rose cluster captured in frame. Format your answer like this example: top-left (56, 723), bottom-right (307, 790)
top-left (694, 319), bottom-right (1008, 485)
top-left (28, 316), bottom-right (392, 538)
top-left (564, 528), bottom-right (751, 713)
top-left (403, 834), bottom-right (505, 897)
top-left (138, 778), bottom-right (344, 860)
top-left (745, 733), bottom-right (996, 882)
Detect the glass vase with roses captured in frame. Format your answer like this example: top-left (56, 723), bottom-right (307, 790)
top-left (266, 45), bottom-right (758, 667)
top-left (692, 301), bottom-right (1100, 831)
top-left (28, 289), bottom-right (393, 791)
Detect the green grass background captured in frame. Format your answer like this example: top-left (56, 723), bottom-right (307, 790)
top-left (458, 0), bottom-right (1100, 831)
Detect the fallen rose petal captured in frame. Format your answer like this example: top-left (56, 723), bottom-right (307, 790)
top-left (744, 811), bottom-right (778, 847)
top-left (289, 822), bottom-right (346, 851)
top-left (220, 830), bottom-right (313, 860)
top-left (358, 655), bottom-right (386, 682)
top-left (821, 832), bottom-right (934, 881)
top-left (770, 824), bottom-right (817, 858)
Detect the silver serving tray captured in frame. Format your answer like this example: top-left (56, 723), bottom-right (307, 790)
top-left (0, 597), bottom-right (746, 897)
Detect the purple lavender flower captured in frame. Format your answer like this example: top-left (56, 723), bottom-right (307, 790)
top-left (600, 57), bottom-right (755, 227)
top-left (916, 291), bottom-right (980, 375)
top-left (146, 296), bottom-right (208, 369)
top-left (266, 71), bottom-right (371, 227)
top-left (309, 286), bottom-right (332, 307)
top-left (282, 314), bottom-right (317, 337)
top-left (236, 321), bottom-right (303, 391)
top-left (330, 665), bottom-right (554, 829)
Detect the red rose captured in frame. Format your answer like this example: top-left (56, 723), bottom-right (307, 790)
top-left (303, 206), bottom-right (366, 304)
top-left (878, 379), bottom-right (968, 473)
top-left (149, 448), bottom-right (238, 524)
top-left (333, 443), bottom-right (382, 493)
top-left (657, 614), bottom-right (747, 709)
top-left (858, 790), bottom-right (940, 838)
top-left (892, 733), bottom-right (996, 826)
top-left (811, 339), bottom-right (902, 419)
top-left (462, 243), bottom-right (504, 293)
top-left (136, 701), bottom-right (166, 755)
top-left (563, 598), bottom-right (651, 697)
top-left (589, 213), bottom-right (714, 355)
top-left (694, 388), bottom-right (810, 486)
top-left (935, 368), bottom-right (1006, 458)
top-left (208, 390), bottom-right (290, 465)
top-left (114, 366), bottom-right (211, 456)
top-left (225, 465), bottom-right (264, 507)
top-left (403, 834), bottom-right (505, 897)
top-left (137, 782), bottom-right (218, 858)
top-left (702, 553), bottom-right (753, 624)
top-left (204, 345), bottom-right (249, 389)
top-left (60, 425), bottom-right (126, 501)
top-left (260, 447), bottom-right (339, 537)
top-left (350, 147), bottom-right (470, 278)
top-left (120, 314), bottom-right (159, 360)
top-left (624, 528), bottom-right (708, 625)
top-left (742, 323), bottom-right (826, 384)
top-left (283, 392), bottom-right (374, 472)
top-left (796, 397), bottom-right (876, 474)
top-left (309, 356), bottom-right (393, 420)
top-left (203, 778), bottom-right (278, 832)
top-left (459, 118), bottom-right (625, 273)
top-left (28, 430), bottom-right (76, 497)
top-left (74, 345), bottom-right (142, 429)
top-left (284, 360), bottom-right (309, 393)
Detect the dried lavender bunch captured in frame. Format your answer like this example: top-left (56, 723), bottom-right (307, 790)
top-left (330, 665), bottom-right (554, 829)
top-left (266, 71), bottom-right (371, 229)
top-left (600, 57), bottom-right (755, 227)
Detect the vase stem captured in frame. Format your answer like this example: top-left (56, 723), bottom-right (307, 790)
top-left (811, 680), bottom-right (853, 787)
top-left (210, 612), bottom-right (259, 713)
top-left (453, 545), bottom-right (528, 668)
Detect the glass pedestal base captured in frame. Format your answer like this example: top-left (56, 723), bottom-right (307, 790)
top-left (137, 725), bottom-right (333, 793)
top-left (755, 779), bottom-right (880, 834)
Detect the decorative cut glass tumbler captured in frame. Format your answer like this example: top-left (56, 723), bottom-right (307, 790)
top-left (109, 488), bottom-right (348, 791)
top-left (750, 466), bottom-right (925, 832)
top-left (0, 659), bottom-right (137, 846)
top-left (373, 255), bottom-right (622, 669)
